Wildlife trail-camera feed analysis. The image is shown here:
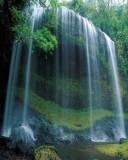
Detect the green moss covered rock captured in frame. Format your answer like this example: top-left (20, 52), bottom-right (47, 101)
top-left (35, 146), bottom-right (61, 160)
top-left (96, 142), bottom-right (128, 159)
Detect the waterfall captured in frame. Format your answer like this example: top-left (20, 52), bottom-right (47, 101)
top-left (22, 2), bottom-right (44, 124)
top-left (2, 2), bottom-right (44, 142)
top-left (104, 34), bottom-right (126, 139)
top-left (2, 4), bottom-right (126, 142)
top-left (83, 19), bottom-right (103, 141)
top-left (55, 7), bottom-right (126, 141)
top-left (2, 43), bottom-right (22, 137)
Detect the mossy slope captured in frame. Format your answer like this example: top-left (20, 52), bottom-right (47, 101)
top-left (96, 142), bottom-right (128, 159)
top-left (18, 89), bottom-right (113, 131)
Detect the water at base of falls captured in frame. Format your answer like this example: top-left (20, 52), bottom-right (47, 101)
top-left (2, 4), bottom-right (127, 143)
top-left (11, 123), bottom-right (36, 145)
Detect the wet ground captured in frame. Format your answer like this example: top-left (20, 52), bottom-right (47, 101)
top-left (0, 136), bottom-right (33, 160)
top-left (0, 137), bottom-right (121, 160)
top-left (56, 143), bottom-right (115, 160)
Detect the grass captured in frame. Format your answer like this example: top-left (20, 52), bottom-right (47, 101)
top-left (96, 142), bottom-right (128, 159)
top-left (18, 88), bottom-right (113, 131)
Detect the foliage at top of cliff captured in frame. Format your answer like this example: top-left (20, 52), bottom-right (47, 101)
top-left (0, 0), bottom-right (3, 7)
top-left (1, 0), bottom-right (128, 77)
top-left (11, 7), bottom-right (32, 41)
top-left (11, 4), bottom-right (58, 54)
top-left (66, 0), bottom-right (128, 78)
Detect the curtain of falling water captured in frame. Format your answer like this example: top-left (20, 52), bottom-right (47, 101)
top-left (55, 7), bottom-right (126, 141)
top-left (2, 43), bottom-right (22, 137)
top-left (83, 19), bottom-right (103, 141)
top-left (54, 7), bottom-right (77, 139)
top-left (104, 34), bottom-right (126, 139)
top-left (2, 4), bottom-right (126, 142)
top-left (83, 19), bottom-right (93, 140)
top-left (22, 3), bottom-right (44, 124)
top-left (60, 7), bottom-right (69, 108)
top-left (22, 9), bottom-right (35, 124)
top-left (2, 2), bottom-right (44, 137)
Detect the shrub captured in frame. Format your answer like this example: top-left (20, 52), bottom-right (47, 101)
top-left (33, 27), bottom-right (58, 54)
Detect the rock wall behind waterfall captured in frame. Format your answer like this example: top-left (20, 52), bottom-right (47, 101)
top-left (18, 7), bottom-right (113, 110)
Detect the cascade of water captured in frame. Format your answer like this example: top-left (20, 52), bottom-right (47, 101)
top-left (2, 43), bottom-right (22, 137)
top-left (56, 7), bottom-right (126, 141)
top-left (83, 19), bottom-right (94, 141)
top-left (82, 19), bottom-right (103, 141)
top-left (60, 7), bottom-right (70, 108)
top-left (2, 2), bottom-right (44, 141)
top-left (23, 2), bottom-right (44, 124)
top-left (104, 34), bottom-right (126, 139)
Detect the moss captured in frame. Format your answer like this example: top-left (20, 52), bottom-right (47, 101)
top-left (96, 142), bottom-right (128, 159)
top-left (32, 73), bottom-right (86, 96)
top-left (18, 88), bottom-right (113, 131)
top-left (35, 145), bottom-right (61, 160)
top-left (54, 78), bottom-right (84, 96)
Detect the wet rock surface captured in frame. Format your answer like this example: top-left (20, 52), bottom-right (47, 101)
top-left (0, 136), bottom-right (34, 160)
top-left (9, 103), bottom-right (128, 147)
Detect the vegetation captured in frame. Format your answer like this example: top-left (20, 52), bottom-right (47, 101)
top-left (7, 0), bottom-right (59, 54)
top-left (1, 0), bottom-right (128, 129)
top-left (33, 27), bottom-right (58, 54)
top-left (35, 145), bottom-right (61, 160)
top-left (96, 142), bottom-right (128, 159)
top-left (3, 0), bottom-right (128, 68)
top-left (0, 0), bottom-right (128, 158)
top-left (32, 73), bottom-right (85, 96)
top-left (67, 0), bottom-right (128, 79)
top-left (18, 88), bottom-right (113, 131)
top-left (11, 7), bottom-right (32, 42)
top-left (0, 0), bottom-right (3, 8)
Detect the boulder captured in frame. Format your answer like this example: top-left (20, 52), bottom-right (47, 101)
top-left (35, 145), bottom-right (62, 160)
